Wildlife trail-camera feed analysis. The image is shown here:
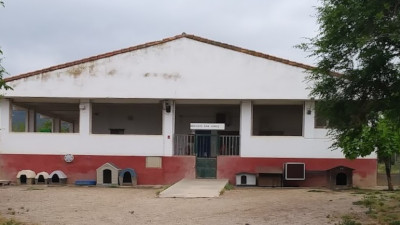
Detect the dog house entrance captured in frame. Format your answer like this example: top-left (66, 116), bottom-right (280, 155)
top-left (241, 175), bottom-right (247, 185)
top-left (123, 172), bottom-right (132, 183)
top-left (38, 175), bottom-right (45, 183)
top-left (103, 169), bottom-right (112, 184)
top-left (52, 174), bottom-right (60, 183)
top-left (20, 175), bottom-right (27, 184)
top-left (336, 173), bottom-right (347, 185)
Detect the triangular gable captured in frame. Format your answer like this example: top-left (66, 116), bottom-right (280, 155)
top-left (5, 33), bottom-right (313, 82)
top-left (3, 33), bottom-right (313, 100)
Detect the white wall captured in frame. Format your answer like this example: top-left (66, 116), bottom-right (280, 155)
top-left (0, 132), bottom-right (163, 156)
top-left (3, 38), bottom-right (309, 100)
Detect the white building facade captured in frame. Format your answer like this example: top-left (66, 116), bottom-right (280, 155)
top-left (0, 34), bottom-right (376, 187)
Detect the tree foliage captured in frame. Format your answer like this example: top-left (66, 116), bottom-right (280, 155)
top-left (0, 0), bottom-right (12, 91)
top-left (300, 0), bottom-right (400, 189)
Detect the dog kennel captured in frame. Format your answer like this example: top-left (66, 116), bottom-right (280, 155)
top-left (118, 168), bottom-right (137, 186)
top-left (49, 170), bottom-right (67, 184)
top-left (16, 170), bottom-right (36, 185)
top-left (236, 172), bottom-right (256, 186)
top-left (96, 163), bottom-right (121, 185)
top-left (35, 171), bottom-right (50, 184)
top-left (327, 166), bottom-right (354, 189)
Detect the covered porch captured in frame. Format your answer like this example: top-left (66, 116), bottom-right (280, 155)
top-left (2, 98), bottom-right (312, 157)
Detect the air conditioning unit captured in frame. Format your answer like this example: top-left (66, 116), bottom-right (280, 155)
top-left (284, 163), bottom-right (305, 180)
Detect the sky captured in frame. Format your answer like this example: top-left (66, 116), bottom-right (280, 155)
top-left (0, 0), bottom-right (320, 77)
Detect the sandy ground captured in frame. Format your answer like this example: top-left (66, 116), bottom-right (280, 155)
top-left (0, 185), bottom-right (374, 225)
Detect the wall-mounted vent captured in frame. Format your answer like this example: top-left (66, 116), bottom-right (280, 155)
top-left (284, 163), bottom-right (305, 180)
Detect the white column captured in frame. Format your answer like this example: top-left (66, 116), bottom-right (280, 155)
top-left (0, 99), bottom-right (11, 133)
top-left (162, 100), bottom-right (175, 156)
top-left (79, 100), bottom-right (92, 135)
top-left (240, 101), bottom-right (252, 157)
top-left (28, 109), bottom-right (36, 132)
top-left (303, 101), bottom-right (314, 138)
top-left (53, 118), bottom-right (61, 133)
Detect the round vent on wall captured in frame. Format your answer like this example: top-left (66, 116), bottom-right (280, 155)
top-left (64, 154), bottom-right (74, 163)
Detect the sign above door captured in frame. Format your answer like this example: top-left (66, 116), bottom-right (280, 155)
top-left (190, 123), bottom-right (225, 130)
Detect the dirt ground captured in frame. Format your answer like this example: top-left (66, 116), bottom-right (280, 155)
top-left (0, 185), bottom-right (374, 225)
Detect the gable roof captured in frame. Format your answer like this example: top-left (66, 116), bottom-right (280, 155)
top-left (4, 33), bottom-right (314, 82)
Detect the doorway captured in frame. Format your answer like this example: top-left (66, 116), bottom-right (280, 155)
top-left (195, 130), bottom-right (217, 178)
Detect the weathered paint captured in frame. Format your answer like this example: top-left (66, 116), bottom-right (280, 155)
top-left (3, 38), bottom-right (310, 100)
top-left (0, 35), bottom-right (378, 186)
top-left (217, 156), bottom-right (377, 187)
top-left (0, 153), bottom-right (376, 187)
top-left (0, 154), bottom-right (195, 185)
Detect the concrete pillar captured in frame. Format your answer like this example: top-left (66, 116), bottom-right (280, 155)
top-left (53, 118), bottom-right (61, 133)
top-left (162, 100), bottom-right (175, 156)
top-left (28, 109), bottom-right (36, 132)
top-left (0, 99), bottom-right (11, 133)
top-left (303, 101), bottom-right (315, 138)
top-left (240, 101), bottom-right (252, 157)
top-left (79, 100), bottom-right (92, 135)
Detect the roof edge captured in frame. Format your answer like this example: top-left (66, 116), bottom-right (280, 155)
top-left (4, 33), bottom-right (315, 82)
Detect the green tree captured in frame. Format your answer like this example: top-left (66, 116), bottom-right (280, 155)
top-left (299, 0), bottom-right (400, 190)
top-left (38, 120), bottom-right (52, 133)
top-left (336, 116), bottom-right (400, 190)
top-left (0, 0), bottom-right (12, 91)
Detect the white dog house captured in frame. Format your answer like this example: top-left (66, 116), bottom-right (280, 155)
top-left (16, 170), bottom-right (36, 185)
top-left (236, 172), bottom-right (256, 186)
top-left (49, 170), bottom-right (67, 184)
top-left (35, 171), bottom-right (50, 184)
top-left (96, 163), bottom-right (120, 185)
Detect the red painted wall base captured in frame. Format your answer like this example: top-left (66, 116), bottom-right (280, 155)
top-left (0, 154), bottom-right (195, 185)
top-left (217, 156), bottom-right (377, 187)
top-left (0, 154), bottom-right (377, 187)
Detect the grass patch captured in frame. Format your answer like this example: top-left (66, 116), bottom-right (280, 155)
top-left (155, 185), bottom-right (171, 196)
top-left (336, 215), bottom-right (362, 225)
top-left (352, 190), bottom-right (400, 224)
top-left (0, 214), bottom-right (24, 225)
top-left (378, 162), bottom-right (400, 174)
top-left (224, 183), bottom-right (234, 191)
top-left (220, 183), bottom-right (235, 195)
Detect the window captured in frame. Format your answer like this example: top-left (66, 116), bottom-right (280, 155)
top-left (61, 121), bottom-right (73, 133)
top-left (92, 103), bottom-right (162, 135)
top-left (252, 105), bottom-right (303, 136)
top-left (11, 106), bottom-right (27, 132)
top-left (36, 113), bottom-right (53, 132)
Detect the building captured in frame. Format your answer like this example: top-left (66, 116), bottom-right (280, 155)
top-left (0, 33), bottom-right (376, 187)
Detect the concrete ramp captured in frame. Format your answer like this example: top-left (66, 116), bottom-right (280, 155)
top-left (159, 179), bottom-right (229, 198)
